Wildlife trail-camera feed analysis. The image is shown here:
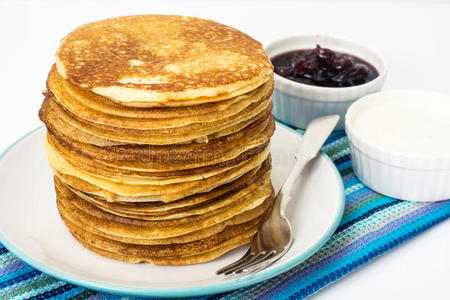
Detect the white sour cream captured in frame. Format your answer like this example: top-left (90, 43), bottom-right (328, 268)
top-left (349, 90), bottom-right (450, 156)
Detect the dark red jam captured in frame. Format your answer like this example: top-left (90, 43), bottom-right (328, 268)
top-left (271, 45), bottom-right (379, 87)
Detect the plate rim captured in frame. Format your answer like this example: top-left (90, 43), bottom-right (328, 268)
top-left (0, 123), bottom-right (345, 298)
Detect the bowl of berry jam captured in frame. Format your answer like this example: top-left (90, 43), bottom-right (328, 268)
top-left (266, 35), bottom-right (387, 130)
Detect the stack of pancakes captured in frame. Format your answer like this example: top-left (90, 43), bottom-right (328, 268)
top-left (39, 15), bottom-right (275, 265)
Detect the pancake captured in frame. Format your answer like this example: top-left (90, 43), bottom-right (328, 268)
top-left (53, 156), bottom-right (270, 203)
top-left (74, 173), bottom-right (271, 219)
top-left (68, 158), bottom-right (271, 215)
top-left (46, 114), bottom-right (275, 171)
top-left (41, 97), bottom-right (273, 149)
top-left (62, 214), bottom-right (259, 260)
top-left (46, 138), bottom-right (271, 201)
top-left (47, 63), bottom-right (263, 119)
top-left (39, 93), bottom-right (273, 146)
top-left (48, 65), bottom-right (274, 129)
top-left (61, 193), bottom-right (271, 246)
top-left (47, 131), bottom-right (270, 183)
top-left (57, 179), bottom-right (272, 234)
top-left (56, 179), bottom-right (274, 240)
top-left (60, 173), bottom-right (271, 221)
top-left (55, 15), bottom-right (273, 106)
top-left (40, 91), bottom-right (272, 145)
top-left (55, 176), bottom-right (271, 226)
top-left (69, 229), bottom-right (253, 265)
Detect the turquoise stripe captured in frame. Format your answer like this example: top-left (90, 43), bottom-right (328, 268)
top-left (0, 269), bottom-right (41, 290)
top-left (1, 272), bottom-right (47, 296)
top-left (340, 196), bottom-right (397, 225)
top-left (335, 159), bottom-right (352, 172)
top-left (47, 286), bottom-right (86, 299)
top-left (344, 183), bottom-right (364, 198)
top-left (0, 261), bottom-right (35, 282)
top-left (322, 136), bottom-right (347, 152)
top-left (344, 188), bottom-right (379, 208)
top-left (0, 252), bottom-right (17, 265)
top-left (17, 279), bottom-right (67, 299)
top-left (342, 176), bottom-right (362, 191)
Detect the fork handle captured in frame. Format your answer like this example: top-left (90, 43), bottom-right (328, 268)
top-left (275, 155), bottom-right (314, 216)
top-left (274, 115), bottom-right (340, 216)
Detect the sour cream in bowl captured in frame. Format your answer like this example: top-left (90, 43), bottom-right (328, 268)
top-left (345, 90), bottom-right (450, 201)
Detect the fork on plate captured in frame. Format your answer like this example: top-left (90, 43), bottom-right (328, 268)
top-left (217, 115), bottom-right (339, 275)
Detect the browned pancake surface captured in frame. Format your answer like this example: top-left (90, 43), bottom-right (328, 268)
top-left (56, 15), bottom-right (273, 103)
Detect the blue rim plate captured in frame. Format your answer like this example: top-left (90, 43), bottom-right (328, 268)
top-left (0, 122), bottom-right (344, 298)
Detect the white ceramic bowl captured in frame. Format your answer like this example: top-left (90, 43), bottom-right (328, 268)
top-left (345, 90), bottom-right (450, 202)
top-left (265, 35), bottom-right (388, 130)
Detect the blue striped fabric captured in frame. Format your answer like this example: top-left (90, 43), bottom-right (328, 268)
top-left (1, 130), bottom-right (449, 300)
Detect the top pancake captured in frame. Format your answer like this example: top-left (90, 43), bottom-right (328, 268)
top-left (55, 15), bottom-right (273, 106)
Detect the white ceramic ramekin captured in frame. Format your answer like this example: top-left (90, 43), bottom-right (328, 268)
top-left (345, 90), bottom-right (450, 202)
top-left (265, 35), bottom-right (388, 130)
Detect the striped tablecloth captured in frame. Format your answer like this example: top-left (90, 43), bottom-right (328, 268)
top-left (1, 129), bottom-right (449, 300)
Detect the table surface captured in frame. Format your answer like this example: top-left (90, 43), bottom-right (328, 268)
top-left (1, 1), bottom-right (449, 299)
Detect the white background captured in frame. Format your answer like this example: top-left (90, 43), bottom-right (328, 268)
top-left (0, 0), bottom-right (449, 299)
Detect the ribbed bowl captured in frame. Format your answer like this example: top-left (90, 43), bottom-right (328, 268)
top-left (345, 90), bottom-right (450, 202)
top-left (265, 35), bottom-right (388, 130)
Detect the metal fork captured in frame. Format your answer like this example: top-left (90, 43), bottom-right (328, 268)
top-left (217, 115), bottom-right (340, 275)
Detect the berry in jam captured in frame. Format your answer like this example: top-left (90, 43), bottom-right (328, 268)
top-left (271, 45), bottom-right (378, 87)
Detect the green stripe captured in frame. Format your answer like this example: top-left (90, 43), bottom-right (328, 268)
top-left (344, 194), bottom-right (384, 216)
top-left (66, 289), bottom-right (98, 300)
top-left (0, 253), bottom-right (18, 266)
top-left (339, 166), bottom-right (353, 177)
top-left (324, 141), bottom-right (349, 157)
top-left (1, 275), bottom-right (58, 299)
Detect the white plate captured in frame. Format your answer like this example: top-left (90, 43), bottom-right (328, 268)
top-left (0, 123), bottom-right (344, 297)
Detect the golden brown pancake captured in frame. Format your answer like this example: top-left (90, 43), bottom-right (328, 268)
top-left (62, 214), bottom-right (259, 260)
top-left (47, 131), bottom-right (270, 182)
top-left (67, 158), bottom-right (271, 215)
top-left (58, 173), bottom-right (271, 221)
top-left (44, 114), bottom-right (275, 171)
top-left (55, 15), bottom-right (273, 106)
top-left (69, 229), bottom-right (253, 265)
top-left (40, 92), bottom-right (272, 145)
top-left (53, 156), bottom-right (270, 203)
top-left (73, 174), bottom-right (271, 220)
top-left (48, 63), bottom-right (269, 119)
top-left (47, 138), bottom-right (271, 202)
top-left (61, 195), bottom-right (269, 246)
top-left (56, 179), bottom-right (274, 241)
top-left (55, 176), bottom-right (271, 226)
top-left (57, 176), bottom-right (274, 265)
top-left (48, 65), bottom-right (274, 130)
